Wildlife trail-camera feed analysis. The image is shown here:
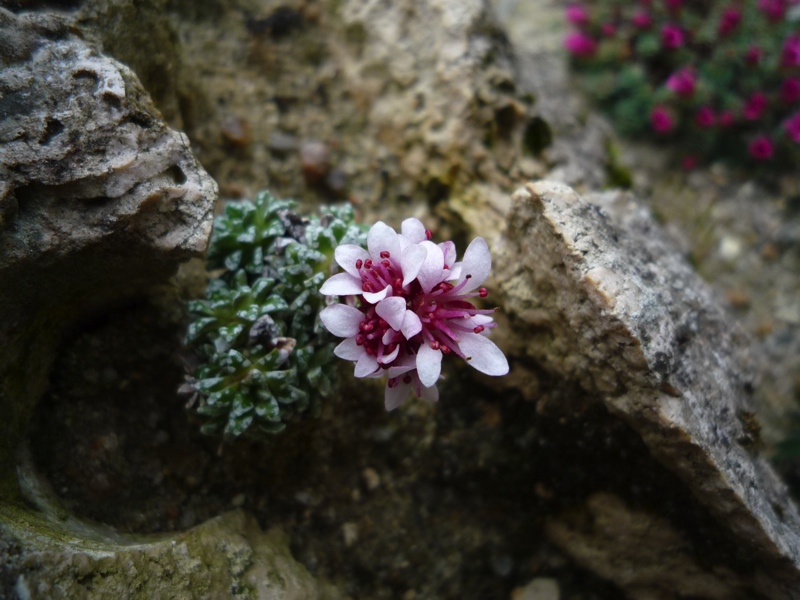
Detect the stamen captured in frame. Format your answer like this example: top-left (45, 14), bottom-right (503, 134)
top-left (430, 340), bottom-right (441, 350)
top-left (425, 229), bottom-right (433, 240)
top-left (365, 259), bottom-right (373, 269)
top-left (380, 251), bottom-right (391, 259)
top-left (381, 259), bottom-right (391, 268)
top-left (362, 282), bottom-right (374, 292)
top-left (356, 259), bottom-right (363, 269)
top-left (355, 335), bottom-right (364, 346)
top-left (478, 287), bottom-right (488, 298)
top-left (441, 345), bottom-right (451, 354)
top-left (403, 374), bottom-right (412, 384)
top-left (388, 377), bottom-right (398, 388)
top-left (473, 325), bottom-right (485, 333)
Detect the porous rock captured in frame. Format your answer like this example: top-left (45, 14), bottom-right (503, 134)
top-left (0, 7), bottom-right (216, 493)
top-left (461, 181), bottom-right (800, 598)
top-left (1, 504), bottom-right (332, 600)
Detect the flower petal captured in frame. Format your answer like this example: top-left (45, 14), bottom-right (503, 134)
top-left (387, 354), bottom-right (416, 377)
top-left (334, 337), bottom-right (364, 360)
top-left (379, 344), bottom-right (400, 364)
top-left (368, 221), bottom-right (401, 262)
top-left (400, 243), bottom-right (427, 287)
top-left (385, 380), bottom-right (412, 411)
top-left (439, 241), bottom-right (457, 268)
top-left (458, 332), bottom-right (509, 376)
top-left (363, 284), bottom-right (392, 304)
top-left (335, 244), bottom-right (370, 278)
top-left (401, 218), bottom-right (427, 243)
top-left (457, 237), bottom-right (491, 292)
top-left (417, 241), bottom-right (445, 293)
top-left (354, 353), bottom-right (379, 377)
top-left (376, 296), bottom-right (406, 330)
top-left (320, 272), bottom-right (364, 296)
top-left (416, 343), bottom-right (442, 387)
top-left (401, 310), bottom-right (422, 339)
top-left (320, 305), bottom-right (364, 337)
top-left (447, 263), bottom-right (462, 281)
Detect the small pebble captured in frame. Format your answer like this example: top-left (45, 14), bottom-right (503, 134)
top-left (362, 467), bottom-right (380, 491)
top-left (341, 522), bottom-right (358, 547)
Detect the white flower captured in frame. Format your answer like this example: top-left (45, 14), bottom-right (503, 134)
top-left (320, 218), bottom-right (508, 410)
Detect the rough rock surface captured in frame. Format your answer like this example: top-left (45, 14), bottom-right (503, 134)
top-left (2, 504), bottom-right (332, 600)
top-left (0, 7), bottom-right (216, 493)
top-left (464, 181), bottom-right (800, 598)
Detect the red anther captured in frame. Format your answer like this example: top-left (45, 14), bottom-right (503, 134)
top-left (367, 333), bottom-right (377, 340)
top-left (365, 346), bottom-right (375, 356)
top-left (430, 340), bottom-right (441, 350)
top-left (362, 282), bottom-right (373, 292)
top-left (378, 319), bottom-right (388, 329)
top-left (478, 287), bottom-right (488, 298)
top-left (425, 229), bottom-right (433, 240)
top-left (473, 325), bottom-right (485, 333)
top-left (364, 259), bottom-right (373, 269)
top-left (381, 259), bottom-right (391, 268)
top-left (356, 259), bottom-right (363, 269)
top-left (393, 278), bottom-right (403, 289)
top-left (359, 321), bottom-right (368, 331)
top-left (380, 251), bottom-right (391, 259)
top-left (441, 345), bottom-right (451, 354)
top-left (465, 274), bottom-right (472, 279)
top-left (388, 377), bottom-right (398, 388)
top-left (355, 335), bottom-right (364, 346)
top-left (363, 322), bottom-right (375, 332)
top-left (403, 374), bottom-right (412, 384)
top-left (440, 282), bottom-right (454, 292)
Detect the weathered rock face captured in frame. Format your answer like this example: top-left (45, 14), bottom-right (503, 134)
top-left (0, 6), bottom-right (216, 494)
top-left (461, 181), bottom-right (800, 599)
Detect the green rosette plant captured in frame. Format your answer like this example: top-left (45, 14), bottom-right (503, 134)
top-left (184, 191), bottom-right (367, 439)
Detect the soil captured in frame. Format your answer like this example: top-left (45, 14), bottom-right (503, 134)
top-left (30, 297), bottom-right (636, 599)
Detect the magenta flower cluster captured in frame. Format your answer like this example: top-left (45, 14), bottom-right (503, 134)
top-left (564, 0), bottom-right (800, 170)
top-left (319, 219), bottom-right (508, 411)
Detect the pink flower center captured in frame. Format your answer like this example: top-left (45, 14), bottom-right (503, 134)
top-left (352, 256), bottom-right (496, 369)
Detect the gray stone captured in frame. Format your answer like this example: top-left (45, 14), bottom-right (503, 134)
top-left (461, 181), bottom-right (800, 598)
top-left (0, 6), bottom-right (216, 494)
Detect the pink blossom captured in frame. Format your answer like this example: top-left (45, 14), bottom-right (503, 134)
top-left (745, 46), bottom-right (763, 66)
top-left (718, 8), bottom-right (741, 36)
top-left (718, 110), bottom-right (736, 127)
top-left (661, 24), bottom-right (685, 49)
top-left (784, 112), bottom-right (800, 142)
top-left (758, 0), bottom-right (788, 21)
top-left (666, 68), bottom-right (696, 97)
top-left (695, 106), bottom-right (716, 128)
top-left (565, 4), bottom-right (590, 27)
top-left (650, 105), bottom-right (675, 133)
top-left (320, 219), bottom-right (508, 411)
top-left (681, 155), bottom-right (698, 170)
top-left (748, 136), bottom-right (774, 160)
top-left (564, 32), bottom-right (598, 58)
top-left (743, 92), bottom-right (768, 120)
top-left (781, 35), bottom-right (800, 68)
top-left (632, 10), bottom-right (652, 28)
top-left (782, 77), bottom-right (800, 103)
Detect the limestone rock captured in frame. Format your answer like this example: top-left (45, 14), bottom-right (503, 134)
top-left (1, 505), bottom-right (333, 600)
top-left (0, 6), bottom-right (216, 493)
top-left (461, 181), bottom-right (800, 599)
